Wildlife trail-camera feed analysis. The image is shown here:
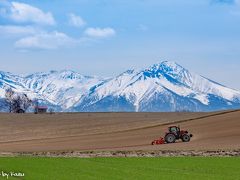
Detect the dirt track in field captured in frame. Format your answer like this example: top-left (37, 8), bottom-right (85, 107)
top-left (0, 110), bottom-right (239, 153)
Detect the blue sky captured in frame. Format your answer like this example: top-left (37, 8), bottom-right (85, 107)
top-left (0, 0), bottom-right (240, 90)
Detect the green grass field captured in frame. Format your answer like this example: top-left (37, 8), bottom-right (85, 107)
top-left (0, 157), bottom-right (239, 180)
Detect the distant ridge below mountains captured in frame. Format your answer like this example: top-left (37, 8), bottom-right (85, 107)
top-left (1, 61), bottom-right (240, 112)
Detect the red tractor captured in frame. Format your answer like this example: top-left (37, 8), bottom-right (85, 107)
top-left (152, 126), bottom-right (193, 145)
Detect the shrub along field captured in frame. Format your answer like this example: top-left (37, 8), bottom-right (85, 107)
top-left (0, 157), bottom-right (239, 180)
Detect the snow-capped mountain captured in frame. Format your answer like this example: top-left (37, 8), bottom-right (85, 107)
top-left (0, 70), bottom-right (104, 110)
top-left (1, 61), bottom-right (240, 112)
top-left (73, 61), bottom-right (240, 112)
top-left (21, 70), bottom-right (104, 109)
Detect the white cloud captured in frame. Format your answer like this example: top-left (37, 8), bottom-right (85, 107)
top-left (14, 27), bottom-right (116, 50)
top-left (0, 2), bottom-right (116, 51)
top-left (0, 25), bottom-right (41, 36)
top-left (68, 13), bottom-right (86, 27)
top-left (15, 31), bottom-right (75, 50)
top-left (2, 1), bottom-right (55, 25)
top-left (84, 27), bottom-right (116, 38)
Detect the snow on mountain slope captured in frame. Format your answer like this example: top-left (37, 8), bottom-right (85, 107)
top-left (0, 70), bottom-right (104, 109)
top-left (1, 61), bottom-right (240, 112)
top-left (157, 61), bottom-right (240, 101)
top-left (0, 71), bottom-right (61, 109)
top-left (21, 70), bottom-right (104, 109)
top-left (150, 61), bottom-right (240, 103)
top-left (74, 61), bottom-right (240, 111)
top-left (0, 71), bottom-right (25, 94)
top-left (0, 71), bottom-right (37, 98)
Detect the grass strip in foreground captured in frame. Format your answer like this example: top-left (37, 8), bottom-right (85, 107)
top-left (0, 157), bottom-right (239, 180)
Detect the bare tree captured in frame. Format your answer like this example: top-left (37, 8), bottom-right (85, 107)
top-left (5, 88), bottom-right (32, 113)
top-left (5, 88), bottom-right (14, 112)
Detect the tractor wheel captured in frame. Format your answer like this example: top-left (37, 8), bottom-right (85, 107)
top-left (165, 133), bottom-right (176, 143)
top-left (182, 134), bottom-right (190, 142)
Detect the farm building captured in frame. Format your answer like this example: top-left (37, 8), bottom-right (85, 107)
top-left (34, 106), bottom-right (48, 114)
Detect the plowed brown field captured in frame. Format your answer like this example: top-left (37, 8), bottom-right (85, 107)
top-left (0, 110), bottom-right (239, 153)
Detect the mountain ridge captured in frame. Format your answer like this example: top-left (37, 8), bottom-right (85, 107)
top-left (0, 61), bottom-right (240, 112)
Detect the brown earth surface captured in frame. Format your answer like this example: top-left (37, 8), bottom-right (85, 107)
top-left (0, 110), bottom-right (239, 153)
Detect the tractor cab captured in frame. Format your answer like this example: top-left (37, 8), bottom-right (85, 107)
top-left (168, 126), bottom-right (180, 133)
top-left (168, 126), bottom-right (180, 137)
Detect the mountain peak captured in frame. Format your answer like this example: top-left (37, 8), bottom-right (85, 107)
top-left (158, 61), bottom-right (184, 72)
top-left (140, 61), bottom-right (186, 79)
top-left (160, 60), bottom-right (182, 68)
top-left (57, 70), bottom-right (83, 79)
top-left (143, 61), bottom-right (183, 72)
